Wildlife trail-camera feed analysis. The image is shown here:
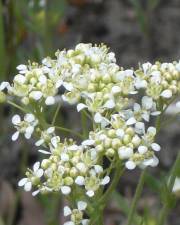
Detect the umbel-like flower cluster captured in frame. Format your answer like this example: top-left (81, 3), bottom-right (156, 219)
top-left (0, 43), bottom-right (180, 225)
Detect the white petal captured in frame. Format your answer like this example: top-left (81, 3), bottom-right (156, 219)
top-left (38, 149), bottom-right (51, 154)
top-left (61, 186), bottom-right (71, 195)
top-left (150, 156), bottom-right (159, 167)
top-left (82, 219), bottom-right (90, 225)
top-left (63, 82), bottom-right (73, 91)
top-left (77, 201), bottom-right (87, 211)
top-left (55, 79), bottom-right (63, 88)
top-left (68, 145), bottom-right (79, 151)
top-left (94, 165), bottom-right (103, 174)
top-left (94, 113), bottom-right (102, 123)
top-left (36, 169), bottom-right (44, 178)
top-left (29, 91), bottom-right (43, 100)
top-left (86, 190), bottom-right (94, 197)
top-left (104, 99), bottom-right (115, 109)
top-left (125, 161), bottom-right (136, 170)
top-left (24, 132), bottom-right (32, 139)
top-left (118, 147), bottom-right (133, 159)
top-left (12, 131), bottom-right (19, 141)
top-left (135, 122), bottom-right (145, 134)
top-left (35, 139), bottom-right (44, 146)
top-left (160, 90), bottom-right (172, 99)
top-left (142, 96), bottom-right (153, 110)
top-left (77, 103), bottom-right (87, 112)
top-left (18, 178), bottom-right (28, 187)
top-left (24, 114), bottom-right (35, 123)
top-left (0, 82), bottom-right (10, 91)
top-left (16, 64), bottom-right (27, 71)
top-left (26, 126), bottom-right (34, 135)
top-left (64, 221), bottom-right (74, 225)
top-left (133, 103), bottom-right (141, 112)
top-left (47, 127), bottom-right (55, 133)
top-left (111, 86), bottom-right (121, 94)
top-left (138, 145), bottom-right (148, 154)
top-left (75, 176), bottom-right (85, 186)
top-left (147, 126), bottom-right (156, 135)
top-left (126, 117), bottom-right (136, 125)
top-left (14, 74), bottom-right (26, 84)
top-left (82, 139), bottom-right (95, 146)
top-left (45, 96), bottom-right (55, 105)
top-left (32, 190), bottom-right (40, 196)
top-left (51, 136), bottom-right (59, 148)
top-left (12, 114), bottom-right (21, 125)
top-left (142, 62), bottom-right (151, 74)
top-left (33, 162), bottom-right (40, 172)
top-left (24, 181), bottom-right (32, 191)
top-left (64, 206), bottom-right (72, 216)
top-left (151, 143), bottom-right (161, 151)
top-left (76, 163), bottom-right (86, 172)
top-left (61, 153), bottom-right (69, 162)
top-left (151, 111), bottom-right (161, 116)
top-left (39, 75), bottom-right (47, 84)
top-left (116, 129), bottom-right (125, 138)
top-left (101, 176), bottom-right (110, 185)
top-left (176, 101), bottom-right (180, 109)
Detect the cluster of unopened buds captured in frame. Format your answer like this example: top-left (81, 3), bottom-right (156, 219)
top-left (0, 43), bottom-right (180, 225)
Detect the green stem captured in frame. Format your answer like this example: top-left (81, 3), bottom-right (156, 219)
top-left (55, 126), bottom-right (83, 139)
top-left (158, 152), bottom-right (180, 225)
top-left (52, 103), bottom-right (61, 125)
top-left (99, 163), bottom-right (124, 204)
top-left (90, 162), bottom-right (124, 225)
top-left (81, 111), bottom-right (88, 138)
top-left (127, 169), bottom-right (147, 225)
top-left (7, 100), bottom-right (27, 113)
top-left (0, 0), bottom-right (6, 80)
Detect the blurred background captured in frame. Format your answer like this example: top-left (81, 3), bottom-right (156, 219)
top-left (0, 0), bottom-right (180, 225)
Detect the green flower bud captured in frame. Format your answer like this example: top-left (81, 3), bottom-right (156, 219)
top-left (107, 129), bottom-right (116, 138)
top-left (64, 177), bottom-right (74, 186)
top-left (106, 148), bottom-right (115, 157)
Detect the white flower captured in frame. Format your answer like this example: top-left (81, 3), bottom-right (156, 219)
top-left (12, 114), bottom-right (37, 141)
top-left (35, 127), bottom-right (55, 146)
top-left (18, 161), bottom-right (43, 192)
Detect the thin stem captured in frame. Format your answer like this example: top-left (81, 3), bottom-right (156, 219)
top-left (158, 152), bottom-right (180, 225)
top-left (99, 163), bottom-right (124, 204)
top-left (52, 103), bottom-right (61, 125)
top-left (127, 169), bottom-right (147, 225)
top-left (7, 100), bottom-right (27, 113)
top-left (55, 126), bottom-right (83, 139)
top-left (81, 111), bottom-right (88, 138)
top-left (0, 0), bottom-right (6, 80)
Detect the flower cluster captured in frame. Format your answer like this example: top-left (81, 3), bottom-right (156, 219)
top-left (1, 43), bottom-right (180, 224)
